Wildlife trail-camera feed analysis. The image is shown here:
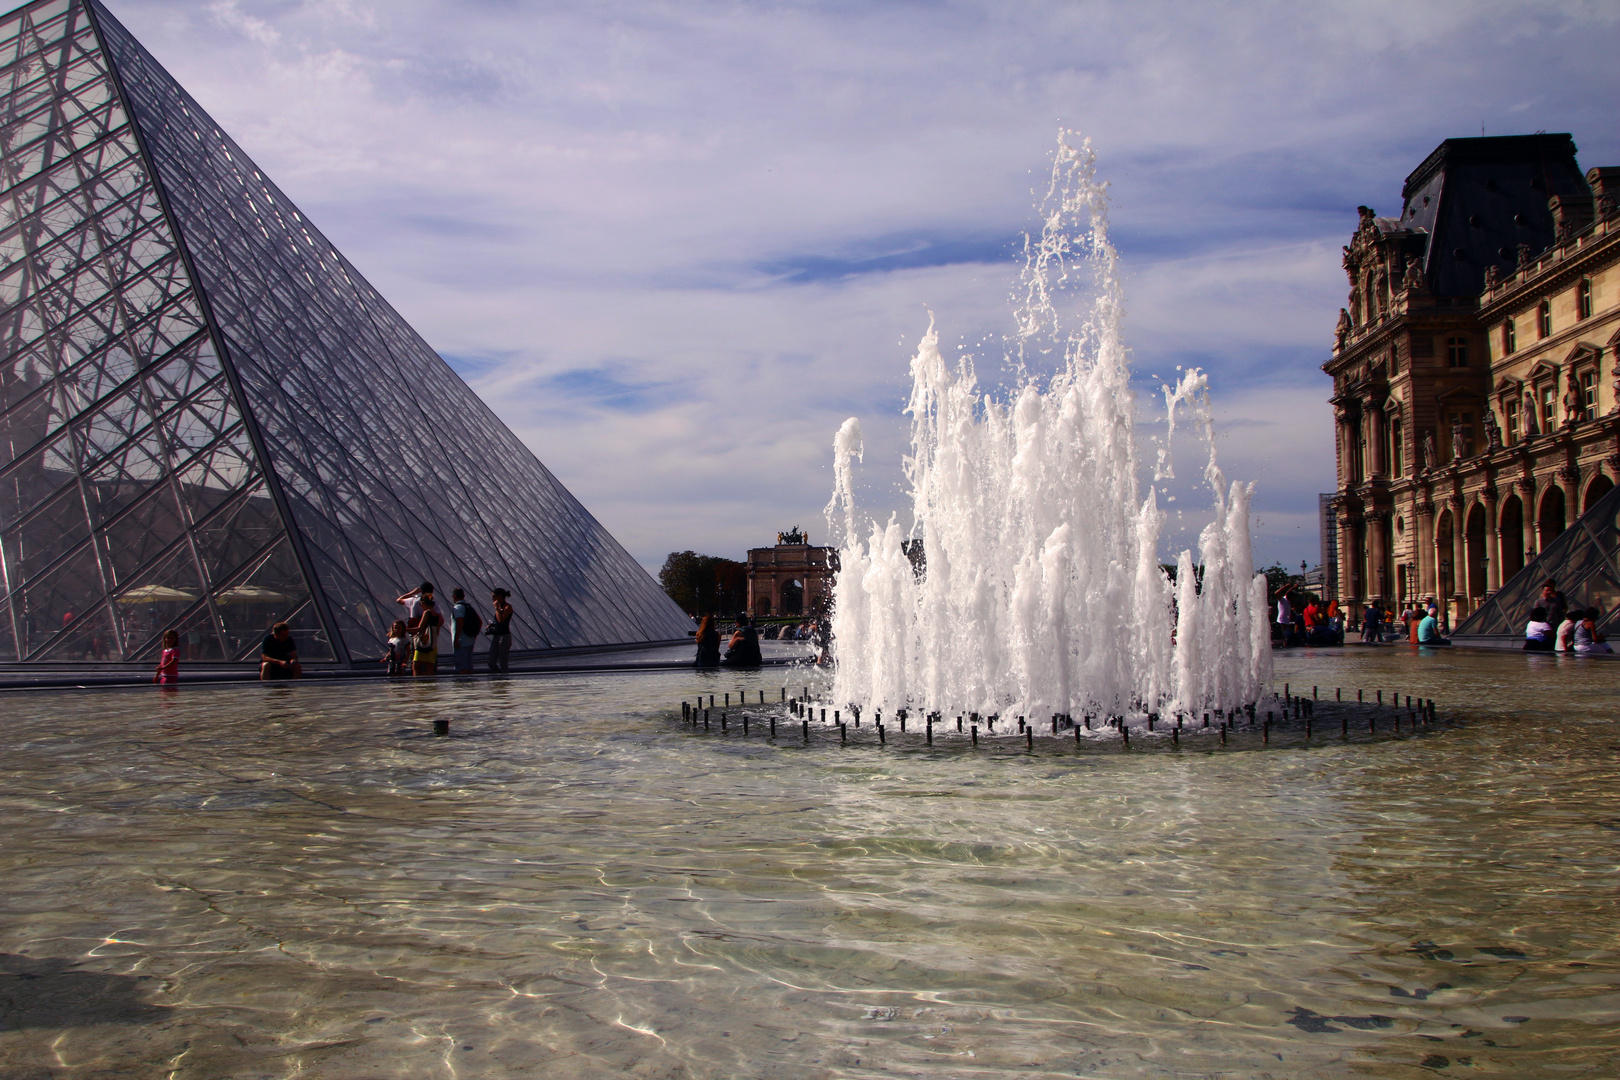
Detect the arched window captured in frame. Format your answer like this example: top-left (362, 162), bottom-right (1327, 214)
top-left (1447, 336), bottom-right (1469, 367)
top-left (1537, 299), bottom-right (1551, 339)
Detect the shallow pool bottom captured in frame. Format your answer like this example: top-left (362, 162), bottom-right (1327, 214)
top-left (1, 648), bottom-right (1616, 1078)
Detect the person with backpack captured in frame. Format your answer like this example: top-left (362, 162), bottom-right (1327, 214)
top-left (450, 587), bottom-right (481, 674)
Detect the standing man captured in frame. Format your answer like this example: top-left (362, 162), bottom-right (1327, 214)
top-left (1539, 580), bottom-right (1567, 633)
top-left (450, 587), bottom-right (480, 675)
top-left (260, 622), bottom-right (302, 680)
top-left (397, 582), bottom-right (435, 626)
top-left (1275, 586), bottom-right (1294, 645)
top-left (487, 589), bottom-right (514, 673)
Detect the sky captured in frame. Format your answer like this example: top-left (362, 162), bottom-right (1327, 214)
top-left (101, 0), bottom-right (1620, 576)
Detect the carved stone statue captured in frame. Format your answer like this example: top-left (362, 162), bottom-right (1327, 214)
top-left (1422, 430), bottom-right (1439, 472)
top-left (1524, 399), bottom-right (1540, 437)
top-left (1484, 264), bottom-right (1500, 289)
top-left (1482, 409), bottom-right (1503, 451)
top-left (1403, 255), bottom-right (1424, 290)
top-left (777, 526), bottom-right (807, 546)
top-left (1564, 386), bottom-right (1579, 425)
top-left (1451, 421), bottom-right (1467, 461)
top-left (1516, 243), bottom-right (1533, 271)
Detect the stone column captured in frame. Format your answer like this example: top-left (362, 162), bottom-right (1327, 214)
top-left (1365, 404), bottom-right (1385, 477)
top-left (1521, 481), bottom-right (1539, 561)
top-left (1417, 500), bottom-right (1436, 597)
top-left (1367, 510), bottom-right (1390, 600)
top-left (1338, 512), bottom-right (1358, 606)
top-left (1484, 488), bottom-right (1501, 593)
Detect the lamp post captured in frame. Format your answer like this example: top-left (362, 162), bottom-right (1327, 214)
top-left (1441, 558), bottom-right (1451, 629)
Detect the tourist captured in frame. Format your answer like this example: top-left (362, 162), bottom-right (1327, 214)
top-left (397, 581), bottom-right (435, 625)
top-left (1275, 588), bottom-right (1294, 644)
top-left (1555, 608), bottom-right (1580, 653)
top-left (723, 612), bottom-right (763, 667)
top-left (693, 614), bottom-right (720, 667)
top-left (1325, 598), bottom-right (1341, 642)
top-left (1539, 580), bottom-right (1567, 631)
top-left (1302, 598), bottom-right (1320, 637)
top-left (409, 597), bottom-right (442, 677)
top-left (1416, 607), bottom-right (1450, 646)
top-left (260, 622), bottom-right (302, 680)
top-left (1523, 607), bottom-right (1554, 651)
top-left (383, 620), bottom-right (411, 675)
top-left (1574, 608), bottom-right (1612, 654)
top-left (154, 628), bottom-right (179, 684)
top-left (486, 589), bottom-right (514, 673)
top-left (1361, 602), bottom-right (1380, 644)
top-left (450, 587), bottom-right (480, 674)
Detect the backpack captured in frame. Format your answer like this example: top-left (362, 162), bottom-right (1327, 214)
top-left (458, 603), bottom-right (482, 639)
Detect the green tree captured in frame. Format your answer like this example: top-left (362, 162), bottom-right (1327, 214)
top-left (659, 551), bottom-right (747, 616)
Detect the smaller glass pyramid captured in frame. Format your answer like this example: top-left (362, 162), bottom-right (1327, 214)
top-left (1453, 484), bottom-right (1620, 642)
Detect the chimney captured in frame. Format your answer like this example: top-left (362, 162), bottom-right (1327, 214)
top-left (1549, 191), bottom-right (1595, 241)
top-left (1588, 167), bottom-right (1620, 220)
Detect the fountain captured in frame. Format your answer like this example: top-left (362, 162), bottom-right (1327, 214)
top-left (825, 133), bottom-right (1272, 722)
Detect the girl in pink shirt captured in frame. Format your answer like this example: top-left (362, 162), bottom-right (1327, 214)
top-left (155, 629), bottom-right (180, 684)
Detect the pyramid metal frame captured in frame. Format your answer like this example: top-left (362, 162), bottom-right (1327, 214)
top-left (0, 0), bottom-right (693, 664)
top-left (1452, 483), bottom-right (1620, 644)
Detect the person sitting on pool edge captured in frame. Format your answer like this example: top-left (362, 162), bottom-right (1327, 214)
top-left (723, 612), bottom-right (763, 667)
top-left (1416, 607), bottom-right (1450, 647)
top-left (1523, 606), bottom-right (1555, 651)
top-left (260, 622), bottom-right (302, 680)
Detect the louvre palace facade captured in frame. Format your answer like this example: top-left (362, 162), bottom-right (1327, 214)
top-left (1325, 133), bottom-right (1620, 630)
top-left (0, 0), bottom-right (693, 665)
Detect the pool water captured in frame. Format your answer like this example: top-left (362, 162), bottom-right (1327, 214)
top-left (1, 648), bottom-right (1617, 1078)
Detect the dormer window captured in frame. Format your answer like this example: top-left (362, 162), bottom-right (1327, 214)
top-left (1537, 300), bottom-right (1551, 339)
top-left (1447, 337), bottom-right (1469, 367)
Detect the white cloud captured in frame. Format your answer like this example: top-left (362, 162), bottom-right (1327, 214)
top-left (205, 0), bottom-right (277, 45)
top-left (105, 0), bottom-right (1620, 574)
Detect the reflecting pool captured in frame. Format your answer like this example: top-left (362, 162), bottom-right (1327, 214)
top-left (1, 648), bottom-right (1617, 1078)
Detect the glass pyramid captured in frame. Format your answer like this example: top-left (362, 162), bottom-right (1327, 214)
top-left (0, 0), bottom-right (692, 664)
top-left (1453, 483), bottom-right (1620, 643)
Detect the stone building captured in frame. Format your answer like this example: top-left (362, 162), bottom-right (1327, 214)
top-left (1325, 134), bottom-right (1620, 623)
top-left (745, 528), bottom-right (836, 617)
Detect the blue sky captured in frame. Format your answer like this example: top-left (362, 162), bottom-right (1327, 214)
top-left (108, 0), bottom-right (1620, 574)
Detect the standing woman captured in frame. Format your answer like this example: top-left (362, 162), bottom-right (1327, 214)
top-left (409, 596), bottom-right (443, 677)
top-left (694, 615), bottom-right (720, 667)
top-left (487, 589), bottom-right (514, 673)
top-left (154, 628), bottom-right (179, 684)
